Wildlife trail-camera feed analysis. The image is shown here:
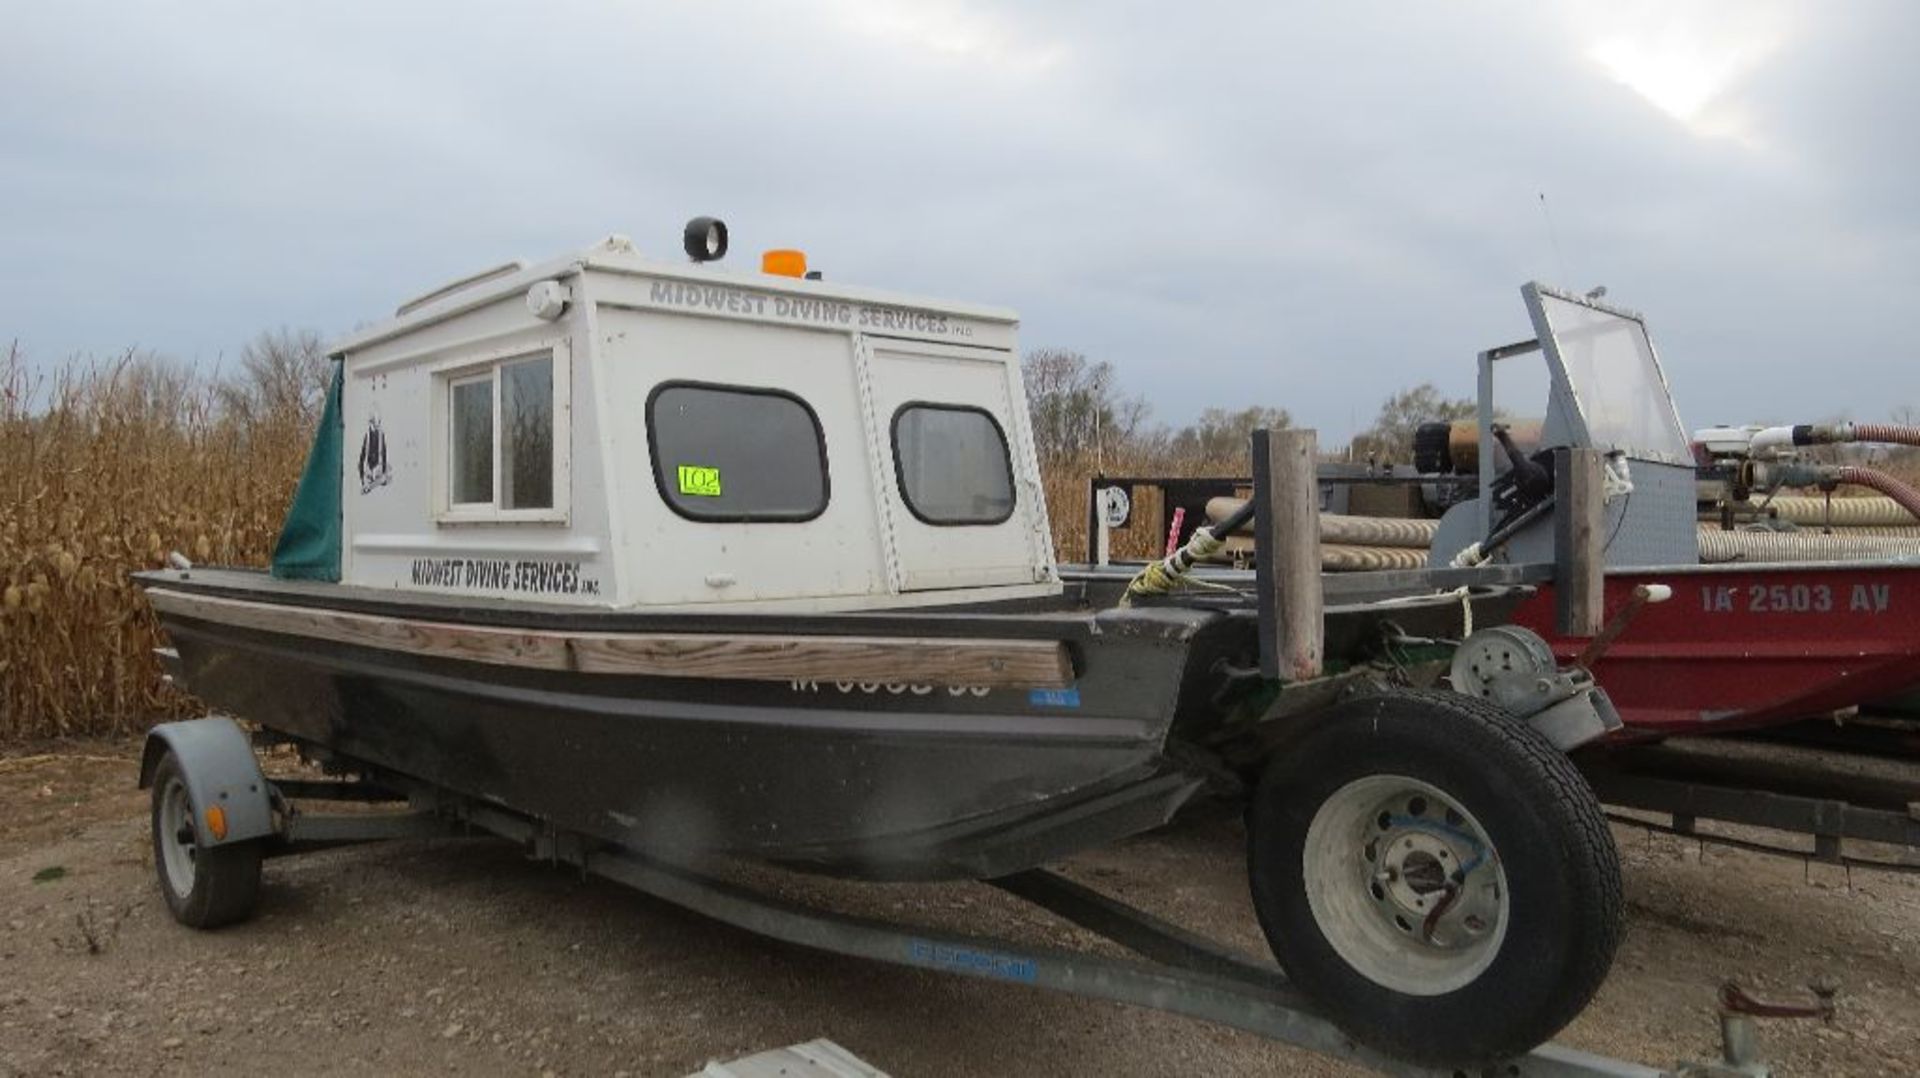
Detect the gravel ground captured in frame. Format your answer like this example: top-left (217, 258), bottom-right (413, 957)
top-left (3, 741), bottom-right (1918, 1077)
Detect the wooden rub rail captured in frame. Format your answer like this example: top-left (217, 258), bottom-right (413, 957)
top-left (145, 589), bottom-right (1075, 689)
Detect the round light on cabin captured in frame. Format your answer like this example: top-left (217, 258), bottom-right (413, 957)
top-left (525, 280), bottom-right (569, 321)
top-left (683, 216), bottom-right (728, 262)
top-left (762, 249), bottom-right (808, 278)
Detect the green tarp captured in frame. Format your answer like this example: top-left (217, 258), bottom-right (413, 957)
top-left (270, 361), bottom-right (344, 581)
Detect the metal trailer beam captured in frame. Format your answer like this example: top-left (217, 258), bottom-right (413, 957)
top-left (270, 778), bottom-right (406, 802)
top-left (280, 809), bottom-right (454, 845)
top-left (266, 780), bottom-right (1672, 1076)
top-left (1587, 770), bottom-right (1920, 867)
top-left (992, 867), bottom-right (1290, 984)
top-left (576, 848), bottom-right (1667, 1078)
top-left (1595, 743), bottom-right (1920, 812)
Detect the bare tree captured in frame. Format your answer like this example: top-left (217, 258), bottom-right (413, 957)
top-left (97, 350), bottom-right (203, 425)
top-left (218, 328), bottom-right (331, 427)
top-left (1020, 348), bottom-right (1152, 464)
top-left (1352, 383), bottom-right (1475, 463)
top-left (1170, 406), bottom-right (1292, 461)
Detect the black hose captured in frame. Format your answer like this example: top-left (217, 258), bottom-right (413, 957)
top-left (1479, 495), bottom-right (1555, 558)
top-left (1213, 497), bottom-right (1257, 538)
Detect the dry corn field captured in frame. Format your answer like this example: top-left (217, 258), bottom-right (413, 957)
top-left (1, 346), bottom-right (312, 740)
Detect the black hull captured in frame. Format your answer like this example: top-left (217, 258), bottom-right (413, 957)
top-left (145, 571), bottom-right (1232, 880)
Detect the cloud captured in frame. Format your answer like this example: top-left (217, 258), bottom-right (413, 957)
top-left (1583, 1), bottom-right (1796, 145)
top-left (1, 0), bottom-right (1914, 437)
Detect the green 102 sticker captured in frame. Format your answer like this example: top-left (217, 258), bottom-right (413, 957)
top-left (677, 465), bottom-right (722, 497)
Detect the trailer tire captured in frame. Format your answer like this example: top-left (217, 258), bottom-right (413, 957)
top-left (1247, 688), bottom-right (1621, 1066)
top-left (150, 751), bottom-right (263, 929)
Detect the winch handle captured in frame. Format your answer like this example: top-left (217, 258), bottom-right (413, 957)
top-left (1575, 583), bottom-right (1671, 669)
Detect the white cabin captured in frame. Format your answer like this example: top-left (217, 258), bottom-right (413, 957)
top-left (328, 231), bottom-right (1059, 611)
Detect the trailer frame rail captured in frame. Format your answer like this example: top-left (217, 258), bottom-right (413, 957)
top-left (262, 776), bottom-right (1672, 1078)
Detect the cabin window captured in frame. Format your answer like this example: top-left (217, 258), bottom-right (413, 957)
top-left (890, 404), bottom-right (1015, 525)
top-left (441, 351), bottom-right (559, 519)
top-left (449, 375), bottom-right (495, 505)
top-left (647, 382), bottom-right (829, 522)
top-left (500, 358), bottom-right (554, 509)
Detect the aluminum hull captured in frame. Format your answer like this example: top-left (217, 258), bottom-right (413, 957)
top-left (139, 570), bottom-right (1235, 881)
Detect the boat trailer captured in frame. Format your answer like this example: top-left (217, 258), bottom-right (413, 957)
top-left (162, 741), bottom-right (1816, 1078)
top-left (133, 430), bottom-right (1834, 1076)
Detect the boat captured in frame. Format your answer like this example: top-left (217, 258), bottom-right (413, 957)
top-left (136, 221), bottom-right (1636, 1067)
top-left (1424, 284), bottom-right (1920, 736)
top-left (144, 227), bottom-right (1192, 883)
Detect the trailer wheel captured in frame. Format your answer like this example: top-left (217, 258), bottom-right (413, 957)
top-left (1247, 689), bottom-right (1621, 1066)
top-left (150, 751), bottom-right (263, 929)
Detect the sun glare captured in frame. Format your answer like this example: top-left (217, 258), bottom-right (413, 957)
top-left (1586, 8), bottom-right (1790, 144)
top-left (1591, 36), bottom-right (1726, 123)
top-left (828, 0), bottom-right (1062, 73)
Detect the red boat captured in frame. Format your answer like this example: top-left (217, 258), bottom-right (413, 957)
top-left (1513, 563), bottom-right (1920, 735)
top-left (1432, 284), bottom-right (1920, 738)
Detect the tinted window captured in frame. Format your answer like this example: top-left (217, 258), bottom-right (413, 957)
top-left (649, 383), bottom-right (828, 521)
top-left (892, 404), bottom-right (1015, 525)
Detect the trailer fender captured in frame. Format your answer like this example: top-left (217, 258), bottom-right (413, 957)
top-left (139, 718), bottom-right (275, 847)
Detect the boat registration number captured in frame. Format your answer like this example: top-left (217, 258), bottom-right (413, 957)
top-left (790, 680), bottom-right (994, 697)
top-left (1699, 583), bottom-right (1892, 614)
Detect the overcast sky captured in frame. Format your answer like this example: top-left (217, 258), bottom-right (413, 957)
top-left (3, 1), bottom-right (1915, 440)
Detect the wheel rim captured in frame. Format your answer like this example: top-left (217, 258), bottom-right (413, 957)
top-left (1301, 774), bottom-right (1510, 996)
top-left (158, 776), bottom-right (198, 898)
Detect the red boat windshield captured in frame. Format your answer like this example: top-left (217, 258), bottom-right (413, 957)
top-left (1530, 289), bottom-right (1691, 464)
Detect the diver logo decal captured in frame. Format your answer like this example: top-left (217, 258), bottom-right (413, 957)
top-left (358, 413), bottom-right (391, 494)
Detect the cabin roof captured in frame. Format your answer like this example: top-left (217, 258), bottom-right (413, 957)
top-left (328, 234), bottom-right (1021, 358)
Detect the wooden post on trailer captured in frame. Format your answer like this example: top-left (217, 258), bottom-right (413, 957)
top-left (1554, 447), bottom-right (1606, 638)
top-left (1253, 428), bottom-right (1323, 681)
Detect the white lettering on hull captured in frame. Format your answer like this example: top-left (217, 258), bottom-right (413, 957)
top-left (1696, 582), bottom-right (1892, 615)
